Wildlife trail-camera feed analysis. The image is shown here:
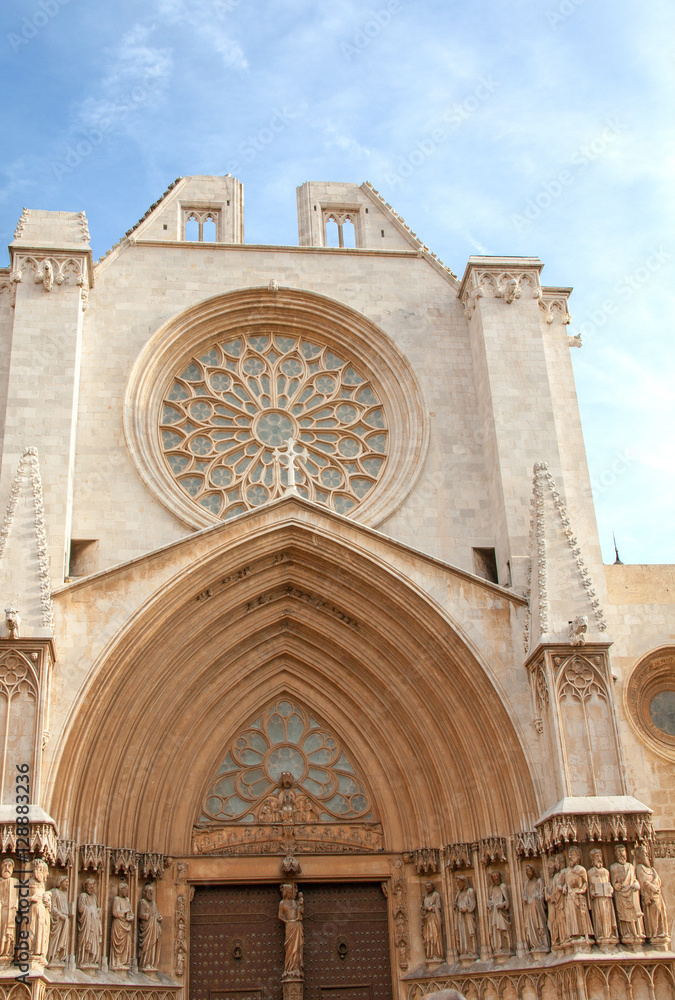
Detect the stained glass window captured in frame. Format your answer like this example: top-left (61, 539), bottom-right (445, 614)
top-left (159, 335), bottom-right (388, 519)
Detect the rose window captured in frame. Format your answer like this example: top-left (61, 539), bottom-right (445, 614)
top-left (160, 334), bottom-right (388, 520)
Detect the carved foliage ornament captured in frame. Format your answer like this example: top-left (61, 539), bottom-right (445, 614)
top-left (198, 699), bottom-right (374, 826)
top-left (160, 334), bottom-right (387, 520)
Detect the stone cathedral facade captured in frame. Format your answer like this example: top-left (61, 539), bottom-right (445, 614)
top-left (0, 175), bottom-right (673, 1000)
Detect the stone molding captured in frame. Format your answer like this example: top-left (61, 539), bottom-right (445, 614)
top-left (0, 448), bottom-right (54, 633)
top-left (124, 286), bottom-right (429, 531)
top-left (624, 645), bottom-right (675, 762)
top-left (458, 257), bottom-right (543, 317)
top-left (0, 820), bottom-right (57, 863)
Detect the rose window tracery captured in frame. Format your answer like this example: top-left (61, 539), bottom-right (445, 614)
top-left (198, 699), bottom-right (373, 824)
top-left (160, 334), bottom-right (388, 520)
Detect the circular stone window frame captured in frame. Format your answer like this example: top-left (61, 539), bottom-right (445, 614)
top-left (624, 645), bottom-right (675, 761)
top-left (124, 286), bottom-right (429, 530)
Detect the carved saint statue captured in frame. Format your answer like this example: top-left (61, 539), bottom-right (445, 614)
top-left (522, 863), bottom-right (549, 952)
top-left (47, 875), bottom-right (70, 967)
top-left (562, 847), bottom-right (593, 944)
top-left (278, 882), bottom-right (304, 975)
top-left (610, 844), bottom-right (645, 945)
top-left (586, 848), bottom-right (618, 947)
top-left (138, 883), bottom-right (162, 972)
top-left (454, 875), bottom-right (477, 958)
top-left (28, 858), bottom-right (52, 965)
top-left (110, 882), bottom-right (135, 971)
top-left (420, 880), bottom-right (443, 960)
top-left (545, 857), bottom-right (562, 950)
top-left (487, 870), bottom-right (511, 955)
top-left (635, 845), bottom-right (669, 945)
top-left (0, 858), bottom-right (18, 963)
top-left (77, 877), bottom-right (102, 969)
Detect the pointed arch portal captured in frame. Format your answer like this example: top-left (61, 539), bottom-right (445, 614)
top-left (50, 507), bottom-right (537, 856)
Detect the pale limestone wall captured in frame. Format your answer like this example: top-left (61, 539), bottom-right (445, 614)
top-left (604, 565), bottom-right (675, 828)
top-left (72, 240), bottom-right (493, 574)
top-left (0, 277), bottom-right (13, 460)
top-left (297, 181), bottom-right (413, 250)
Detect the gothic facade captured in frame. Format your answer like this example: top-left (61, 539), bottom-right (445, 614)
top-left (0, 176), bottom-right (673, 1000)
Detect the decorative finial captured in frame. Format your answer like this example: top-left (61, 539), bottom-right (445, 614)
top-left (613, 533), bottom-right (623, 565)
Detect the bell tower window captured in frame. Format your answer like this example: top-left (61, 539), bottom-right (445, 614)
top-left (323, 209), bottom-right (360, 248)
top-left (183, 208), bottom-right (221, 242)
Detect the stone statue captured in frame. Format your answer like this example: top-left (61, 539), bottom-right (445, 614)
top-left (138, 883), bottom-right (162, 972)
top-left (586, 848), bottom-right (618, 947)
top-left (551, 853), bottom-right (568, 947)
top-left (487, 870), bottom-right (511, 955)
top-left (47, 875), bottom-right (70, 967)
top-left (420, 880), bottom-right (443, 960)
top-left (0, 858), bottom-right (18, 963)
top-left (110, 881), bottom-right (134, 971)
top-left (454, 875), bottom-right (477, 959)
top-left (278, 882), bottom-right (304, 975)
top-left (610, 844), bottom-right (645, 945)
top-left (562, 847), bottom-right (593, 945)
top-left (28, 858), bottom-right (52, 965)
top-left (77, 877), bottom-right (102, 969)
top-left (545, 858), bottom-right (562, 950)
top-left (522, 863), bottom-right (549, 952)
top-left (635, 845), bottom-right (669, 945)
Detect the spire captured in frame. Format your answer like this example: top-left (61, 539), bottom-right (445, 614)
top-left (526, 462), bottom-right (607, 653)
top-left (0, 448), bottom-right (54, 636)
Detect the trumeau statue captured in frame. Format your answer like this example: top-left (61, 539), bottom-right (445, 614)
top-left (28, 859), bottom-right (51, 965)
top-left (454, 875), bottom-right (477, 959)
top-left (110, 881), bottom-right (134, 971)
top-left (0, 858), bottom-right (18, 963)
top-left (47, 875), bottom-right (71, 967)
top-left (278, 882), bottom-right (304, 975)
top-left (522, 864), bottom-right (549, 952)
top-left (610, 844), bottom-right (645, 945)
top-left (562, 846), bottom-right (593, 945)
top-left (138, 883), bottom-right (163, 972)
top-left (77, 877), bottom-right (102, 969)
top-left (635, 845), bottom-right (669, 944)
top-left (586, 848), bottom-right (618, 947)
top-left (487, 870), bottom-right (511, 955)
top-left (420, 880), bottom-right (443, 961)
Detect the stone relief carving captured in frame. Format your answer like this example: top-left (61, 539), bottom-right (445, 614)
top-left (174, 893), bottom-right (187, 978)
top-left (47, 875), bottom-right (70, 967)
top-left (77, 876), bottom-right (102, 970)
top-left (536, 810), bottom-right (652, 852)
top-left (28, 858), bottom-right (51, 966)
top-left (454, 875), bottom-right (477, 960)
top-left (421, 880), bottom-right (443, 961)
top-left (562, 846), bottom-right (593, 947)
top-left (480, 838), bottom-right (507, 866)
top-left (0, 858), bottom-right (18, 963)
top-left (390, 856), bottom-right (410, 970)
top-left (445, 842), bottom-right (473, 870)
top-left (110, 882), bottom-right (134, 972)
top-left (279, 883), bottom-right (304, 976)
top-left (610, 844), bottom-right (645, 946)
top-left (4, 608), bottom-right (20, 639)
top-left (11, 253), bottom-right (89, 292)
top-left (538, 294), bottom-right (571, 325)
top-left (587, 847), bottom-right (618, 949)
top-left (522, 864), bottom-right (549, 953)
top-left (635, 844), bottom-right (670, 947)
top-left (138, 883), bottom-right (162, 973)
top-left (568, 615), bottom-right (588, 645)
top-left (409, 848), bottom-right (439, 874)
top-left (487, 870), bottom-right (511, 955)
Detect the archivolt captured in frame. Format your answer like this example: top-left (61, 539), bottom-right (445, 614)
top-left (50, 521), bottom-right (536, 853)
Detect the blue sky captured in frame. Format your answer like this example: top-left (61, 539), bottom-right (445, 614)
top-left (1, 0), bottom-right (673, 563)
